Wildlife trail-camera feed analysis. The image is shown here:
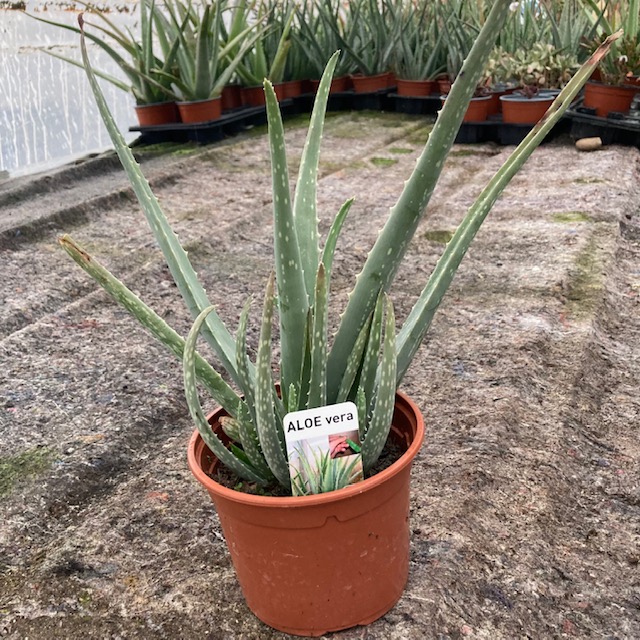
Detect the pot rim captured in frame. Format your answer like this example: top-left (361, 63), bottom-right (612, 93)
top-left (586, 79), bottom-right (639, 89)
top-left (175, 96), bottom-right (222, 106)
top-left (187, 389), bottom-right (425, 509)
top-left (499, 93), bottom-right (555, 103)
top-left (396, 77), bottom-right (434, 83)
top-left (135, 100), bottom-right (177, 108)
top-left (440, 94), bottom-right (491, 101)
top-left (351, 71), bottom-right (390, 80)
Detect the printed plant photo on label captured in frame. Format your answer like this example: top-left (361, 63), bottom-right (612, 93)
top-left (284, 402), bottom-right (364, 496)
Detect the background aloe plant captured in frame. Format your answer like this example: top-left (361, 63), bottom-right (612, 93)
top-left (27, 0), bottom-right (181, 105)
top-left (155, 0), bottom-right (267, 101)
top-left (235, 0), bottom-right (296, 87)
top-left (60, 1), bottom-right (619, 495)
top-left (391, 0), bottom-right (445, 81)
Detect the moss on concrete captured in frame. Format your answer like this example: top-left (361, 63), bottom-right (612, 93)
top-left (370, 157), bottom-right (398, 168)
top-left (0, 447), bottom-right (55, 498)
top-left (553, 211), bottom-right (592, 224)
top-left (565, 234), bottom-right (603, 318)
top-left (389, 147), bottom-right (415, 154)
top-left (574, 177), bottom-right (607, 185)
top-left (405, 123), bottom-right (434, 145)
top-left (134, 142), bottom-right (200, 158)
top-left (424, 229), bottom-right (455, 244)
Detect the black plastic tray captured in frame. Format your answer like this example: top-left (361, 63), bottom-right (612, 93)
top-left (391, 93), bottom-right (442, 116)
top-left (130, 102), bottom-right (296, 145)
top-left (454, 115), bottom-right (570, 145)
top-left (568, 103), bottom-right (640, 147)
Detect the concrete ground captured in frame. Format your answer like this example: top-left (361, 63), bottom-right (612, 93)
top-left (1, 111), bottom-right (639, 639)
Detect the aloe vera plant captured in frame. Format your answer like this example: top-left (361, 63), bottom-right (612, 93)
top-left (61, 2), bottom-right (620, 495)
top-left (26, 0), bottom-right (180, 105)
top-left (235, 0), bottom-right (296, 87)
top-left (391, 0), bottom-right (445, 82)
top-left (156, 0), bottom-right (268, 101)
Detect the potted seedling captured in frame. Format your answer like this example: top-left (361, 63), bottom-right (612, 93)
top-left (500, 43), bottom-right (580, 124)
top-left (582, 0), bottom-right (640, 116)
top-left (61, 2), bottom-right (619, 636)
top-left (583, 34), bottom-right (640, 116)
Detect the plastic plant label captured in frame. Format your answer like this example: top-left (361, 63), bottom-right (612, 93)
top-left (284, 402), bottom-right (365, 496)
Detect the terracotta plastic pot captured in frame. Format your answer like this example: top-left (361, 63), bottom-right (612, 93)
top-left (351, 72), bottom-right (391, 93)
top-left (309, 75), bottom-right (351, 94)
top-left (272, 81), bottom-right (302, 101)
top-left (485, 86), bottom-right (516, 115)
top-left (441, 94), bottom-right (491, 122)
top-left (463, 95), bottom-right (491, 122)
top-left (500, 93), bottom-right (554, 124)
top-left (242, 85), bottom-right (266, 107)
top-left (221, 84), bottom-right (243, 111)
top-left (187, 391), bottom-right (425, 637)
top-left (176, 97), bottom-right (222, 124)
top-left (396, 78), bottom-right (434, 97)
top-left (583, 81), bottom-right (638, 117)
top-left (279, 79), bottom-right (303, 99)
top-left (134, 101), bottom-right (180, 126)
top-left (437, 76), bottom-right (452, 95)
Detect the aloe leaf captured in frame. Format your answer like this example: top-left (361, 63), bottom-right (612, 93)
top-left (627, 0), bottom-right (639, 41)
top-left (293, 50), bottom-right (340, 299)
top-left (297, 310), bottom-right (313, 411)
top-left (287, 383), bottom-right (299, 414)
top-left (78, 19), bottom-right (243, 385)
top-left (255, 274), bottom-right (291, 489)
top-left (264, 79), bottom-right (309, 403)
top-left (395, 29), bottom-right (623, 382)
top-left (140, 0), bottom-right (152, 77)
top-left (26, 13), bottom-right (133, 81)
top-left (76, 0), bottom-right (134, 44)
top-left (267, 8), bottom-right (295, 82)
top-left (184, 307), bottom-right (270, 485)
top-left (220, 415), bottom-right (241, 441)
top-left (307, 264), bottom-right (328, 409)
top-left (235, 300), bottom-right (256, 424)
top-left (36, 49), bottom-right (131, 93)
top-left (194, 4), bottom-right (216, 100)
top-left (358, 291), bottom-right (385, 416)
top-left (355, 385), bottom-right (367, 442)
top-left (59, 235), bottom-right (244, 418)
top-left (236, 403), bottom-right (273, 480)
top-left (321, 198), bottom-right (354, 285)
top-left (212, 21), bottom-right (271, 97)
top-left (336, 316), bottom-right (372, 404)
top-left (362, 296), bottom-right (396, 472)
top-left (325, 0), bottom-right (514, 401)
